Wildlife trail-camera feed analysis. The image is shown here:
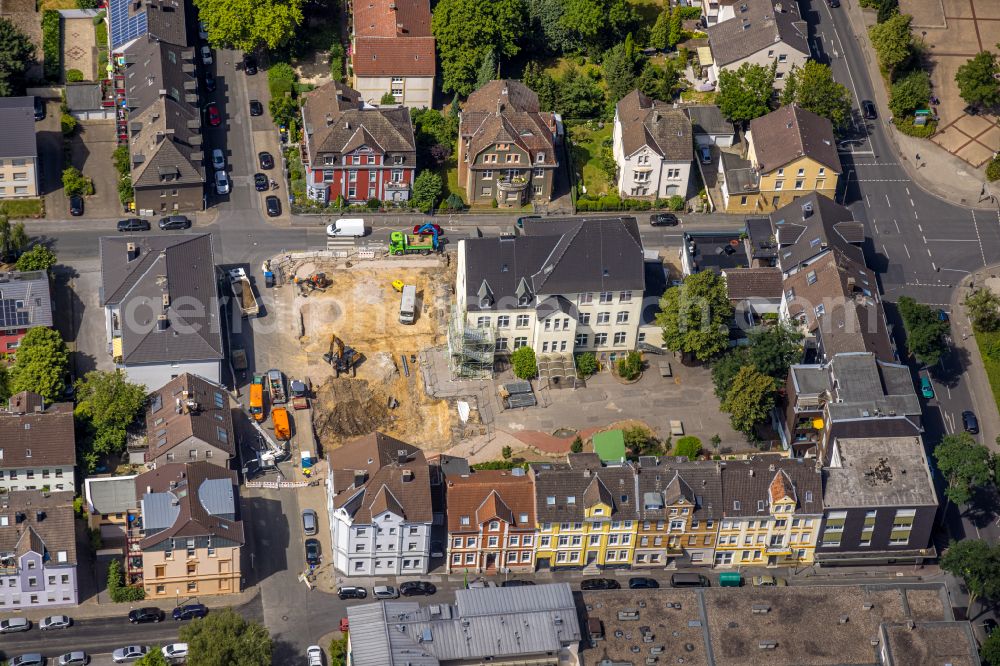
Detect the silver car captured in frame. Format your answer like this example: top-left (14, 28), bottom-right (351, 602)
top-left (373, 585), bottom-right (399, 599)
top-left (10, 654), bottom-right (44, 666)
top-left (40, 614), bottom-right (72, 630)
top-left (0, 616), bottom-right (31, 632)
top-left (58, 653), bottom-right (89, 666)
top-left (112, 646), bottom-right (149, 663)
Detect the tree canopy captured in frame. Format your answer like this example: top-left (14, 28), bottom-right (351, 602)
top-left (717, 63), bottom-right (775, 125)
top-left (868, 13), bottom-right (913, 77)
top-left (897, 296), bottom-right (949, 366)
top-left (956, 50), bottom-right (1000, 109)
top-left (934, 432), bottom-right (993, 505)
top-left (602, 42), bottom-right (640, 105)
top-left (10, 327), bottom-right (69, 403)
top-left (511, 346), bottom-right (538, 379)
top-left (656, 271), bottom-right (734, 361)
top-left (179, 608), bottom-right (272, 666)
top-left (673, 436), bottom-right (701, 460)
top-left (780, 62), bottom-right (852, 131)
top-left (412, 171), bottom-right (443, 213)
top-left (431, 0), bottom-right (527, 95)
top-left (965, 289), bottom-right (1000, 332)
top-left (559, 0), bottom-right (636, 53)
top-left (193, 0), bottom-right (303, 51)
top-left (888, 69), bottom-right (931, 118)
top-left (981, 626), bottom-right (1000, 666)
top-left (0, 216), bottom-right (28, 261)
top-left (745, 322), bottom-right (803, 381)
top-left (15, 244), bottom-right (57, 272)
top-left (711, 347), bottom-right (749, 400)
top-left (939, 539), bottom-right (1000, 607)
top-left (720, 365), bottom-right (776, 438)
top-left (74, 370), bottom-right (147, 470)
top-left (0, 18), bottom-right (36, 97)
top-left (135, 649), bottom-right (169, 666)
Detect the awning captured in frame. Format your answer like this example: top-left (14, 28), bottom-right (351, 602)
top-left (697, 47), bottom-right (714, 66)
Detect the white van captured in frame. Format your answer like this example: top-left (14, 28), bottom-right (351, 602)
top-left (399, 285), bottom-right (417, 324)
top-left (325, 218), bottom-right (366, 237)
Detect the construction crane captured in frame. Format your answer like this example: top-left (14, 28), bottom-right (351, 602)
top-left (323, 333), bottom-right (358, 377)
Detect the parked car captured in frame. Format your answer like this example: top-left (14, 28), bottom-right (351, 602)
top-left (628, 577), bottom-right (659, 589)
top-left (56, 652), bottom-right (89, 666)
top-left (649, 213), bottom-right (679, 226)
top-left (158, 215), bottom-right (191, 230)
top-left (302, 509), bottom-right (318, 535)
top-left (254, 173), bottom-right (269, 192)
top-left (501, 579), bottom-right (536, 587)
top-left (10, 654), bottom-right (44, 666)
top-left (200, 45), bottom-right (212, 65)
top-left (373, 585), bottom-right (399, 599)
top-left (0, 617), bottom-right (31, 632)
top-left (128, 607), bottom-right (164, 624)
top-left (699, 144), bottom-right (712, 164)
top-left (207, 103), bottom-right (222, 127)
top-left (243, 54), bottom-right (258, 75)
top-left (337, 586), bottom-right (367, 600)
top-left (468, 577), bottom-right (495, 589)
top-left (265, 195), bottom-right (281, 217)
top-left (751, 575), bottom-right (787, 587)
top-left (306, 645), bottom-right (323, 666)
top-left (399, 580), bottom-right (436, 596)
top-left (69, 194), bottom-right (84, 216)
top-left (172, 603), bottom-right (208, 620)
top-left (249, 99), bottom-right (263, 116)
top-left (580, 578), bottom-right (620, 591)
top-left (862, 100), bottom-right (878, 120)
top-left (920, 375), bottom-right (934, 399)
top-left (204, 71), bottom-right (216, 93)
top-left (305, 538), bottom-right (321, 566)
top-left (33, 96), bottom-right (45, 121)
top-left (211, 148), bottom-right (225, 171)
top-left (258, 151), bottom-right (274, 170)
top-left (214, 169), bottom-right (231, 195)
top-left (161, 643), bottom-right (188, 660)
top-left (40, 614), bottom-right (72, 630)
top-left (117, 218), bottom-right (150, 232)
top-left (827, 0), bottom-right (840, 7)
top-left (963, 410), bottom-right (980, 434)
top-left (516, 215), bottom-right (541, 228)
top-left (112, 646), bottom-right (149, 663)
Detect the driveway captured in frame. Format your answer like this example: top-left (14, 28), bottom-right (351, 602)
top-left (52, 265), bottom-right (114, 379)
top-left (46, 119), bottom-right (121, 219)
top-left (37, 98), bottom-right (63, 200)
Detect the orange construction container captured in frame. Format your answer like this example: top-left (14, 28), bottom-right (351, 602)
top-left (272, 407), bottom-right (291, 441)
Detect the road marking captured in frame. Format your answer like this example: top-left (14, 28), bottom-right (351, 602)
top-left (927, 248), bottom-right (932, 257)
top-left (972, 209), bottom-right (987, 266)
top-left (924, 238), bottom-right (980, 242)
top-left (881, 243), bottom-right (890, 259)
top-left (838, 150), bottom-right (875, 155)
top-left (856, 178), bottom-right (911, 182)
top-left (865, 194), bottom-right (871, 208)
top-left (906, 187), bottom-right (911, 196)
top-left (904, 244), bottom-right (911, 258)
top-left (909, 198), bottom-right (915, 207)
top-left (886, 195), bottom-right (892, 207)
top-left (922, 235), bottom-right (927, 243)
top-left (913, 211), bottom-right (918, 220)
top-left (894, 219), bottom-right (900, 233)
top-left (917, 224), bottom-right (923, 232)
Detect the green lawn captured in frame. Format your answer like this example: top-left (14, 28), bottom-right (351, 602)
top-left (0, 199), bottom-right (44, 219)
top-left (974, 329), bottom-right (1000, 417)
top-left (543, 57), bottom-right (602, 81)
top-left (568, 123), bottom-right (614, 197)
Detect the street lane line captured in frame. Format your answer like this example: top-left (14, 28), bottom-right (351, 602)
top-left (906, 188), bottom-right (910, 196)
top-left (904, 244), bottom-right (911, 258)
top-left (894, 219), bottom-right (900, 233)
top-left (865, 194), bottom-right (871, 207)
top-left (927, 248), bottom-right (932, 256)
top-left (881, 244), bottom-right (890, 259)
top-left (913, 211), bottom-right (918, 220)
top-left (972, 209), bottom-right (987, 266)
top-left (909, 199), bottom-right (915, 207)
top-left (917, 224), bottom-right (923, 232)
top-left (886, 194), bottom-right (892, 206)
top-left (924, 238), bottom-right (979, 242)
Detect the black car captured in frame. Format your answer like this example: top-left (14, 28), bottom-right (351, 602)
top-left (158, 215), bottom-right (192, 230)
top-left (127, 607), bottom-right (164, 624)
top-left (33, 96), bottom-right (45, 121)
top-left (501, 579), bottom-right (536, 587)
top-left (69, 194), bottom-right (84, 216)
top-left (265, 195), bottom-right (281, 217)
top-left (243, 54), bottom-right (258, 75)
top-left (650, 213), bottom-right (679, 226)
top-left (628, 577), bottom-right (660, 589)
top-left (258, 151), bottom-right (274, 170)
top-left (204, 72), bottom-right (216, 93)
top-left (117, 218), bottom-right (150, 232)
top-left (827, 0), bottom-right (840, 6)
top-left (249, 99), bottom-right (263, 116)
top-left (254, 173), bottom-right (269, 191)
top-left (399, 581), bottom-right (436, 597)
top-left (963, 410), bottom-right (980, 434)
top-left (337, 586), bottom-right (367, 600)
top-left (580, 578), bottom-right (621, 591)
top-left (172, 603), bottom-right (208, 620)
top-left (305, 538), bottom-right (321, 566)
top-left (862, 100), bottom-right (878, 120)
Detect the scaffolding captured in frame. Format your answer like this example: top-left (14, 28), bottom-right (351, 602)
top-left (448, 310), bottom-right (496, 379)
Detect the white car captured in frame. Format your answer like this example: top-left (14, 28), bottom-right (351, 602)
top-left (200, 45), bottom-right (213, 65)
top-left (215, 170), bottom-right (230, 195)
top-left (112, 645), bottom-right (149, 663)
top-left (211, 148), bottom-right (225, 171)
top-left (39, 614), bottom-right (72, 630)
top-left (162, 643), bottom-right (189, 660)
top-left (306, 645), bottom-right (324, 666)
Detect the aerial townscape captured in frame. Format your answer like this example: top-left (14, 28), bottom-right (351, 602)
top-left (2, 0), bottom-right (1000, 664)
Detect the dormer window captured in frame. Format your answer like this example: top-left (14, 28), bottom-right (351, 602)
top-left (536, 152), bottom-right (545, 163)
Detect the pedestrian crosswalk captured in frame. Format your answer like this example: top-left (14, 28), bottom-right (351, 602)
top-left (326, 236), bottom-right (356, 253)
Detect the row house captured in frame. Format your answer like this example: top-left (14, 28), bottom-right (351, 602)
top-left (445, 468), bottom-right (537, 573)
top-left (0, 98), bottom-right (40, 200)
top-left (300, 81), bottom-right (416, 204)
top-left (326, 433), bottom-right (433, 576)
top-left (350, 0), bottom-right (435, 108)
top-left (0, 392), bottom-right (75, 494)
top-left (0, 270), bottom-right (54, 357)
top-left (612, 90), bottom-right (693, 200)
top-left (144, 373), bottom-right (235, 469)
top-left (0, 491), bottom-right (78, 609)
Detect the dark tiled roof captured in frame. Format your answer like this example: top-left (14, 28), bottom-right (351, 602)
top-left (530, 455), bottom-right (639, 523)
top-left (302, 82), bottom-right (415, 157)
top-left (637, 458), bottom-right (723, 521)
top-left (461, 80), bottom-right (558, 167)
top-left (772, 193), bottom-right (864, 271)
top-left (615, 90), bottom-right (693, 161)
top-left (0, 270), bottom-right (53, 331)
top-left (723, 267), bottom-right (783, 299)
top-left (145, 373), bottom-right (235, 462)
top-left (65, 83), bottom-right (104, 112)
top-left (706, 0), bottom-right (808, 66)
top-left (142, 0), bottom-right (188, 47)
top-left (0, 97), bottom-right (37, 159)
top-left (749, 105), bottom-right (841, 174)
top-left (446, 470), bottom-right (536, 532)
top-left (721, 457), bottom-right (823, 517)
top-left (129, 97), bottom-right (205, 188)
top-left (99, 234), bottom-right (223, 365)
top-left (0, 491), bottom-right (77, 565)
top-left (685, 105), bottom-right (735, 137)
top-left (0, 393), bottom-right (74, 468)
top-left (123, 37), bottom-right (198, 116)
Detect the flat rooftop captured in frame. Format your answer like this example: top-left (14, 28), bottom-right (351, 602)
top-left (685, 232), bottom-right (749, 274)
top-left (824, 437), bottom-right (937, 509)
top-left (882, 621), bottom-right (981, 666)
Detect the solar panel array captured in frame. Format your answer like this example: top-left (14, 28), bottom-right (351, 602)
top-left (0, 299), bottom-right (29, 329)
top-left (110, 0), bottom-right (148, 49)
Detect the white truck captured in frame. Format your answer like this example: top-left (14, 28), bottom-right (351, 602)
top-left (325, 218), bottom-right (366, 237)
top-left (228, 268), bottom-right (260, 317)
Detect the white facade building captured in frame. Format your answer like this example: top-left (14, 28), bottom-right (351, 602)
top-left (612, 90), bottom-right (693, 200)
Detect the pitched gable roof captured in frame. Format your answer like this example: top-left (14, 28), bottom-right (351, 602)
top-left (583, 475), bottom-right (614, 508)
top-left (0, 97), bottom-right (37, 159)
top-left (302, 82), bottom-right (415, 157)
top-left (721, 458), bottom-right (822, 517)
top-left (706, 0), bottom-right (809, 67)
top-left (768, 469), bottom-right (796, 504)
top-left (144, 373), bottom-right (235, 461)
top-left (530, 455), bottom-right (639, 522)
top-left (771, 193), bottom-right (864, 271)
top-left (749, 105), bottom-right (841, 174)
top-left (615, 89), bottom-right (693, 161)
top-left (476, 490), bottom-right (514, 525)
top-left (723, 267), bottom-right (783, 300)
top-left (0, 491), bottom-right (77, 565)
top-left (461, 80), bottom-right (558, 167)
top-left (446, 469), bottom-right (536, 532)
top-left (351, 0), bottom-right (435, 77)
top-left (0, 392), bottom-right (74, 468)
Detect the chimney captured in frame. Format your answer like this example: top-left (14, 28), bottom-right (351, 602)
top-left (802, 202), bottom-right (814, 219)
top-left (397, 449), bottom-right (408, 464)
top-left (354, 471), bottom-right (367, 487)
top-left (344, 121), bottom-right (351, 130)
top-left (496, 99), bottom-right (503, 116)
top-left (402, 470), bottom-right (414, 482)
top-left (127, 242), bottom-right (139, 262)
top-left (325, 113), bottom-right (333, 126)
top-left (157, 314), bottom-right (168, 331)
top-left (35, 510), bottom-right (45, 522)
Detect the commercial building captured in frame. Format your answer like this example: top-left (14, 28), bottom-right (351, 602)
top-left (0, 491), bottom-right (78, 608)
top-left (99, 234), bottom-right (224, 387)
top-left (143, 373), bottom-right (235, 469)
top-left (612, 89), bottom-right (693, 200)
top-left (0, 392), bottom-right (75, 494)
top-left (0, 97), bottom-right (39, 199)
top-left (326, 432), bottom-right (433, 576)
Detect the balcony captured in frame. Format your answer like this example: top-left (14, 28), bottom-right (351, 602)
top-left (765, 544), bottom-right (792, 556)
top-left (495, 176), bottom-right (528, 207)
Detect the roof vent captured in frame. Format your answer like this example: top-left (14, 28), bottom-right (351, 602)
top-left (35, 510), bottom-right (45, 522)
top-left (397, 449), bottom-right (408, 464)
top-left (759, 641), bottom-right (778, 650)
top-left (157, 314), bottom-right (168, 331)
top-left (802, 202), bottom-right (814, 218)
top-left (326, 113), bottom-right (333, 126)
top-left (402, 469), bottom-right (414, 482)
top-left (345, 121), bottom-right (351, 130)
top-left (127, 242), bottom-right (139, 262)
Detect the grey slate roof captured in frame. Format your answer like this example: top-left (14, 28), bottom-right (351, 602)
top-left (0, 393), bottom-right (74, 469)
top-left (461, 80), bottom-right (559, 168)
top-left (771, 193), bottom-right (864, 271)
top-left (129, 96), bottom-right (205, 188)
top-left (123, 36), bottom-right (198, 115)
top-left (462, 217), bottom-right (645, 313)
top-left (0, 97), bottom-right (37, 159)
top-left (745, 216), bottom-right (777, 261)
top-left (0, 270), bottom-right (52, 331)
top-left (302, 81), bottom-right (415, 161)
top-left (530, 455), bottom-right (639, 523)
top-left (686, 104), bottom-right (735, 137)
top-left (615, 89), bottom-right (694, 161)
top-left (65, 83), bottom-right (104, 112)
top-left (145, 373), bottom-right (235, 462)
top-left (0, 490), bottom-right (77, 565)
top-left (637, 457), bottom-right (723, 521)
top-left (85, 475), bottom-right (138, 516)
top-left (749, 105), bottom-right (841, 174)
top-left (706, 0), bottom-right (809, 66)
top-left (721, 457), bottom-right (823, 517)
top-left (99, 234), bottom-right (223, 365)
top-left (824, 436), bottom-right (937, 509)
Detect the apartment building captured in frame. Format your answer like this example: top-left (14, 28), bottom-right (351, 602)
top-left (0, 392), bottom-right (75, 494)
top-left (0, 97), bottom-right (40, 199)
top-left (350, 0), bottom-right (435, 108)
top-left (714, 458), bottom-right (823, 568)
top-left (445, 468), bottom-right (537, 574)
top-left (132, 462), bottom-right (244, 599)
top-left (705, 0), bottom-right (809, 88)
top-left (455, 217), bottom-right (646, 359)
top-left (531, 454), bottom-right (639, 570)
top-left (612, 90), bottom-right (693, 200)
top-left (326, 433), bottom-right (433, 576)
top-left (0, 271), bottom-right (53, 356)
top-left (83, 474), bottom-right (138, 547)
top-left (144, 373), bottom-right (235, 469)
top-left (0, 491), bottom-right (78, 608)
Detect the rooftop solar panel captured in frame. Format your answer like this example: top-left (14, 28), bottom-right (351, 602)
top-left (110, 0), bottom-right (148, 49)
top-left (0, 299), bottom-right (29, 329)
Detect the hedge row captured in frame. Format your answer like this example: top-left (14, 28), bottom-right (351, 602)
top-left (42, 11), bottom-right (60, 82)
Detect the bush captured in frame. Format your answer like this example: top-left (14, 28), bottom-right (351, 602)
top-left (674, 435), bottom-right (702, 460)
top-left (570, 436), bottom-right (584, 453)
top-left (62, 166), bottom-right (91, 196)
top-left (471, 460), bottom-right (528, 471)
top-left (988, 156), bottom-right (1000, 182)
top-left (60, 113), bottom-right (78, 136)
top-left (666, 195), bottom-right (685, 211)
top-left (65, 69), bottom-right (84, 82)
top-left (42, 10), bottom-right (61, 81)
top-left (107, 558), bottom-right (145, 603)
top-left (112, 144), bottom-right (130, 175)
top-left (894, 116), bottom-right (936, 138)
top-left (616, 351), bottom-right (643, 380)
top-left (501, 445), bottom-right (512, 460)
top-left (118, 175), bottom-right (133, 205)
top-left (329, 42), bottom-right (346, 82)
top-left (267, 62), bottom-right (297, 99)
top-left (511, 346), bottom-right (537, 379)
top-left (575, 351), bottom-right (598, 377)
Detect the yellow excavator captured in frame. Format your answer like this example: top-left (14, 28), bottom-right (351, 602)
top-left (323, 333), bottom-right (358, 377)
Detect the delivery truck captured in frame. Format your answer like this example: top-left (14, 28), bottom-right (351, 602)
top-left (325, 218), bottom-right (366, 237)
top-left (249, 374), bottom-right (265, 421)
top-left (389, 231), bottom-right (440, 255)
top-left (228, 267), bottom-right (260, 317)
top-left (271, 406), bottom-right (291, 441)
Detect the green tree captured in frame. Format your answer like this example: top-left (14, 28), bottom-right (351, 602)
top-left (560, 0), bottom-right (636, 52)
top-left (65, 68), bottom-right (84, 82)
top-left (956, 50), bottom-right (1000, 109)
top-left (511, 346), bottom-right (538, 379)
top-left (716, 62), bottom-right (775, 126)
top-left (745, 322), bottom-right (802, 380)
top-left (981, 628), bottom-right (1000, 666)
top-left (62, 166), bottom-right (90, 196)
top-left (0, 18), bottom-right (36, 96)
top-left (780, 61), bottom-right (852, 131)
top-left (523, 61), bottom-right (559, 112)
top-left (412, 171), bottom-right (443, 212)
top-left (889, 69), bottom-right (930, 117)
top-left (268, 96), bottom-right (299, 132)
top-left (602, 42), bottom-right (639, 104)
top-left (649, 7), bottom-right (670, 50)
top-left (179, 608), bottom-right (272, 666)
top-left (107, 557), bottom-right (144, 602)
top-left (570, 436), bottom-right (584, 453)
top-left (710, 433), bottom-right (722, 452)
top-left (868, 12), bottom-right (913, 78)
top-left (667, 6), bottom-right (683, 48)
top-left (267, 62), bottom-right (297, 98)
top-left (575, 351), bottom-right (598, 377)
top-left (623, 425), bottom-right (659, 457)
top-left (193, 0), bottom-right (302, 51)
top-left (431, 0), bottom-right (527, 95)
top-left (10, 327), bottom-right (69, 403)
top-left (112, 144), bottom-right (131, 175)
top-left (476, 48), bottom-right (497, 88)
top-left (135, 649), bottom-right (169, 666)
top-left (0, 216), bottom-right (28, 260)
top-left (525, 0), bottom-right (573, 54)
top-left (655, 271), bottom-right (734, 362)
top-left (636, 60), bottom-right (680, 101)
top-left (329, 635), bottom-right (349, 666)
top-left (380, 91), bottom-right (396, 105)
top-left (502, 445), bottom-right (513, 460)
top-left (897, 296), bottom-right (949, 366)
top-left (939, 539), bottom-right (1000, 607)
top-left (720, 366), bottom-right (776, 438)
top-left (329, 41), bottom-right (346, 82)
top-left (557, 66), bottom-right (604, 118)
top-left (74, 370), bottom-right (147, 465)
top-left (15, 244), bottom-right (57, 272)
top-left (674, 435), bottom-right (701, 460)
top-left (616, 350), bottom-right (642, 380)
top-left (965, 288), bottom-right (1000, 332)
top-left (935, 432), bottom-right (993, 505)
top-left (876, 0), bottom-right (898, 22)
top-left (61, 113), bottom-right (78, 136)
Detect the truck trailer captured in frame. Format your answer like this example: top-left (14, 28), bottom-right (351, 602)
top-left (389, 231), bottom-right (439, 255)
top-left (228, 268), bottom-right (260, 317)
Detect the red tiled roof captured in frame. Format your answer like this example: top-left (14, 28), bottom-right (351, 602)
top-left (352, 36), bottom-right (436, 77)
top-left (446, 470), bottom-right (536, 533)
top-left (353, 0), bottom-right (431, 38)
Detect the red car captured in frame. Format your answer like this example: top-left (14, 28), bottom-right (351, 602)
top-left (412, 223), bottom-right (443, 235)
top-left (207, 103), bottom-right (221, 127)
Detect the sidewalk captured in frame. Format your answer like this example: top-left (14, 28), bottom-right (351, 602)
top-left (842, 0), bottom-right (992, 210)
